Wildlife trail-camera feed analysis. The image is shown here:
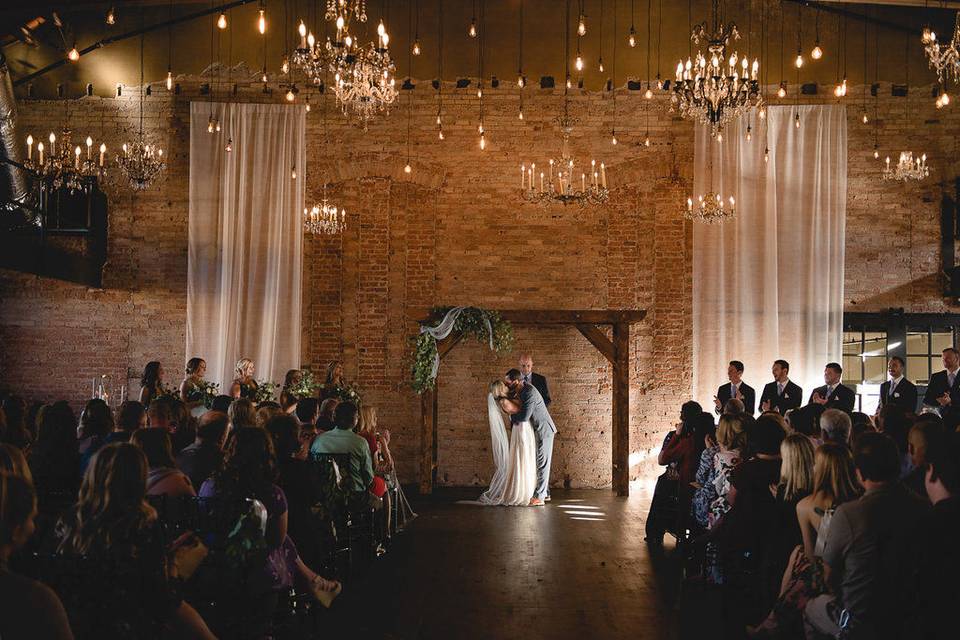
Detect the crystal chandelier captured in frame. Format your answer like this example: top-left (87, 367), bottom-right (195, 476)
top-left (24, 129), bottom-right (106, 193)
top-left (671, 0), bottom-right (761, 136)
top-left (520, 121), bottom-right (609, 207)
top-left (327, 23), bottom-right (398, 126)
top-left (922, 13), bottom-right (960, 84)
top-left (683, 192), bottom-right (736, 224)
top-left (304, 188), bottom-right (346, 235)
top-left (882, 151), bottom-right (929, 182)
top-left (117, 33), bottom-right (165, 191)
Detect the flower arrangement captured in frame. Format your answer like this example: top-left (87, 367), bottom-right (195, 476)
top-left (252, 381), bottom-right (279, 404)
top-left (193, 380), bottom-right (221, 408)
top-left (287, 370), bottom-right (321, 399)
top-left (410, 306), bottom-right (514, 394)
top-left (318, 380), bottom-right (363, 407)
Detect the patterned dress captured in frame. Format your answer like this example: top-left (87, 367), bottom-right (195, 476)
top-left (691, 445), bottom-right (720, 529)
top-left (707, 447), bottom-right (741, 529)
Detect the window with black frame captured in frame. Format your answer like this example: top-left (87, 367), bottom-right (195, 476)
top-left (906, 327), bottom-right (957, 386)
top-left (842, 329), bottom-right (888, 415)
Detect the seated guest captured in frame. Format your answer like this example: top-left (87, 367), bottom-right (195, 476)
top-left (131, 429), bottom-right (195, 498)
top-left (359, 407), bottom-right (417, 529)
top-left (316, 398), bottom-right (339, 432)
top-left (922, 346), bottom-right (960, 430)
top-left (0, 444), bottom-right (32, 480)
top-left (229, 358), bottom-right (259, 400)
top-left (917, 429), bottom-right (960, 640)
top-left (646, 401), bottom-right (703, 544)
top-left (0, 471), bottom-right (74, 640)
top-left (110, 400), bottom-right (147, 444)
top-left (168, 399), bottom-right (196, 455)
top-left (715, 360), bottom-right (756, 416)
top-left (295, 398), bottom-right (320, 430)
top-left (146, 396), bottom-right (175, 432)
top-left (0, 395), bottom-right (31, 450)
top-left (255, 403), bottom-right (282, 429)
top-left (819, 408), bottom-right (852, 446)
top-left (879, 356), bottom-right (918, 413)
top-left (759, 360), bottom-right (803, 416)
top-left (877, 405), bottom-right (913, 478)
top-left (211, 395), bottom-right (233, 413)
top-left (175, 411), bottom-right (229, 489)
top-left (179, 357), bottom-right (208, 412)
top-left (785, 403), bottom-right (823, 438)
top-left (279, 369), bottom-right (302, 414)
top-left (707, 414), bottom-right (746, 529)
top-left (804, 433), bottom-right (930, 640)
top-left (139, 361), bottom-right (164, 407)
top-left (750, 443), bottom-right (861, 637)
top-left (228, 398), bottom-right (257, 431)
top-left (199, 428), bottom-right (341, 607)
top-left (56, 443), bottom-right (216, 638)
top-left (691, 415), bottom-right (721, 530)
top-left (809, 362), bottom-right (856, 413)
top-left (310, 402), bottom-right (385, 500)
top-left (27, 402), bottom-right (79, 496)
top-left (78, 399), bottom-right (114, 474)
top-left (902, 418), bottom-right (946, 498)
top-left (722, 397), bottom-right (745, 416)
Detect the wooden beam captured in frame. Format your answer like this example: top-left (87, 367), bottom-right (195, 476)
top-left (419, 389), bottom-right (435, 495)
top-left (408, 308), bottom-right (646, 325)
top-left (575, 324), bottom-right (616, 364)
top-left (437, 333), bottom-right (463, 360)
top-left (612, 323), bottom-right (630, 497)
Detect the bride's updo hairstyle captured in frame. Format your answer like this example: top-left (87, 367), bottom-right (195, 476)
top-left (489, 380), bottom-right (510, 400)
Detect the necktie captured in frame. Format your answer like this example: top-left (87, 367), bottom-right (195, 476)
top-left (825, 385), bottom-right (833, 399)
top-left (950, 373), bottom-right (956, 389)
top-left (778, 383), bottom-right (784, 396)
top-left (731, 383), bottom-right (737, 398)
top-left (889, 380), bottom-right (896, 398)
top-left (524, 374), bottom-right (530, 385)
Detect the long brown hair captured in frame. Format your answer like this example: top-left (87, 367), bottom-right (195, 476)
top-left (812, 443), bottom-right (862, 506)
top-left (0, 471), bottom-right (36, 549)
top-left (56, 443), bottom-right (155, 556)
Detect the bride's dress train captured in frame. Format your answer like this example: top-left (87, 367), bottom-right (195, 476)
top-left (477, 393), bottom-right (537, 506)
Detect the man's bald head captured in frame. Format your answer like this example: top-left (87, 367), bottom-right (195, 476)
top-left (518, 354), bottom-right (533, 376)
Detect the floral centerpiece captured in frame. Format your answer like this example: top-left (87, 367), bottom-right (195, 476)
top-left (191, 380), bottom-right (221, 409)
top-left (286, 370), bottom-right (321, 400)
top-left (252, 381), bottom-right (279, 404)
top-left (318, 380), bottom-right (363, 407)
top-left (411, 306), bottom-right (514, 394)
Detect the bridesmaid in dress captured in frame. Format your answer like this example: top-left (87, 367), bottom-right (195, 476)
top-left (230, 358), bottom-right (259, 400)
top-left (179, 357), bottom-right (207, 412)
top-left (139, 361), bottom-right (163, 407)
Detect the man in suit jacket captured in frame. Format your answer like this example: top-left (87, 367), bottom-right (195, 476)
top-left (714, 360), bottom-right (756, 415)
top-left (506, 368), bottom-right (557, 506)
top-left (810, 362), bottom-right (857, 414)
top-left (759, 359), bottom-right (803, 415)
top-left (879, 356), bottom-right (918, 414)
top-left (923, 347), bottom-right (960, 429)
top-left (518, 354), bottom-right (551, 407)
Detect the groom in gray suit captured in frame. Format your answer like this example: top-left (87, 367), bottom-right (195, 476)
top-left (505, 368), bottom-right (557, 506)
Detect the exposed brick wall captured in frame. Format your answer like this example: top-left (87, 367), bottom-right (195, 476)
top-left (2, 76), bottom-right (958, 489)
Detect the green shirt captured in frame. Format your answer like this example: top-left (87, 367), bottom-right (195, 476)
top-left (309, 428), bottom-right (374, 493)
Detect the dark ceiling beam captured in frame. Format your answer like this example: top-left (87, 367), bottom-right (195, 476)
top-left (781, 0), bottom-right (945, 36)
top-left (12, 0), bottom-right (256, 87)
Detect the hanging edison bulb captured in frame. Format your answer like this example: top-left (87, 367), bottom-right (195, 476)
top-left (795, 51), bottom-right (804, 68)
top-left (764, 147), bottom-right (769, 163)
top-left (286, 86), bottom-right (296, 101)
top-left (777, 82), bottom-right (787, 98)
top-left (578, 14), bottom-right (586, 36)
top-left (611, 130), bottom-right (618, 145)
top-left (68, 46), bottom-right (80, 62)
top-left (598, 57), bottom-right (605, 72)
top-left (468, 19), bottom-right (477, 38)
top-left (479, 131), bottom-right (486, 150)
top-left (258, 8), bottom-right (266, 34)
top-left (404, 163), bottom-right (412, 174)
top-left (281, 56), bottom-right (290, 75)
top-left (215, 120), bottom-right (221, 132)
top-left (106, 6), bottom-right (116, 25)
top-left (225, 137), bottom-right (233, 152)
top-left (628, 26), bottom-right (636, 48)
top-left (207, 116), bottom-right (215, 133)
top-left (518, 107), bottom-right (524, 120)
top-left (644, 86), bottom-right (653, 99)
top-left (644, 135), bottom-right (650, 147)
top-left (811, 42), bottom-right (823, 60)
top-left (746, 125), bottom-right (752, 141)
top-left (861, 112), bottom-right (869, 124)
top-left (166, 70), bottom-right (173, 90)
top-left (438, 129), bottom-right (445, 140)
top-left (517, 74), bottom-right (525, 88)
top-left (291, 165), bottom-right (297, 180)
top-left (566, 76), bottom-right (572, 89)
top-left (217, 13), bottom-right (227, 29)
top-left (758, 105), bottom-right (767, 120)
top-left (412, 39), bottom-right (421, 56)
top-left (575, 55), bottom-right (584, 71)
top-left (795, 112), bottom-right (801, 128)
top-left (873, 146), bottom-right (880, 159)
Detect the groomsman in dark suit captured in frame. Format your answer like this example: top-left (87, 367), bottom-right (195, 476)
top-left (923, 347), bottom-right (960, 429)
top-left (714, 360), bottom-right (756, 415)
top-left (518, 354), bottom-right (551, 407)
top-left (809, 362), bottom-right (856, 414)
top-left (879, 356), bottom-right (918, 413)
top-left (759, 359), bottom-right (803, 415)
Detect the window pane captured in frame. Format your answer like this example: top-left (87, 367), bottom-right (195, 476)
top-left (859, 392), bottom-right (880, 417)
top-left (863, 357), bottom-right (887, 384)
top-left (931, 330), bottom-right (955, 354)
top-left (863, 332), bottom-right (887, 357)
top-left (907, 356), bottom-right (929, 384)
top-left (907, 331), bottom-right (929, 355)
top-left (842, 355), bottom-right (862, 383)
top-left (932, 357), bottom-right (943, 376)
top-left (843, 332), bottom-right (862, 355)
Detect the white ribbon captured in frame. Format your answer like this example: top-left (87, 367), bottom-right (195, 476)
top-left (419, 306), bottom-right (497, 386)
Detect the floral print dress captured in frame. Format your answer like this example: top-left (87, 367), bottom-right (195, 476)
top-left (707, 447), bottom-right (741, 529)
top-left (691, 445), bottom-right (720, 529)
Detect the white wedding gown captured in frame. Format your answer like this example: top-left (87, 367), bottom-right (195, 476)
top-left (477, 393), bottom-right (537, 506)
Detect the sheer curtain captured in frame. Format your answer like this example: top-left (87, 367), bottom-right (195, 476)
top-left (187, 102), bottom-right (305, 390)
top-left (692, 105), bottom-right (846, 410)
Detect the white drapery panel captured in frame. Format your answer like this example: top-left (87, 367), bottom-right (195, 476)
top-left (692, 105), bottom-right (846, 410)
top-left (187, 102), bottom-right (305, 390)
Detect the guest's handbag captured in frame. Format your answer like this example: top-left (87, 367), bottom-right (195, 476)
top-left (171, 531), bottom-right (209, 581)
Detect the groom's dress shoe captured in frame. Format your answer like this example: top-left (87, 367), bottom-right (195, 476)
top-left (544, 495), bottom-right (551, 502)
top-left (529, 498), bottom-right (545, 506)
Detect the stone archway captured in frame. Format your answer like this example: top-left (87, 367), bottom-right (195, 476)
top-left (411, 309), bottom-right (646, 497)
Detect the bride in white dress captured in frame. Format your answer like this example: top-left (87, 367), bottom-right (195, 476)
top-left (477, 380), bottom-right (537, 506)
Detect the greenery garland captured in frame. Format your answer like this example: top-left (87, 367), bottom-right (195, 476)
top-left (411, 306), bottom-right (514, 394)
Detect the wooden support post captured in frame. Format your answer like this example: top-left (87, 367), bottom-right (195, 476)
top-left (612, 322), bottom-right (630, 496)
top-left (419, 388), bottom-right (435, 494)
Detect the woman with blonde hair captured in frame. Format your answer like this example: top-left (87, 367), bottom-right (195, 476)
top-left (229, 358), bottom-right (259, 400)
top-left (749, 443), bottom-right (861, 637)
top-left (358, 406), bottom-right (417, 531)
top-left (707, 413), bottom-right (745, 528)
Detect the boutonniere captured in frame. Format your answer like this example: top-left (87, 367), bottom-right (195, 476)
top-left (783, 393), bottom-right (789, 399)
top-left (894, 392), bottom-right (900, 398)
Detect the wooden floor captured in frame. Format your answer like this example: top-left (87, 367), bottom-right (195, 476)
top-left (335, 486), bottom-right (681, 640)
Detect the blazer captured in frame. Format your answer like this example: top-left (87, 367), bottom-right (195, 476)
top-left (759, 380), bottom-right (803, 416)
top-left (529, 372), bottom-right (552, 407)
top-left (716, 381), bottom-right (756, 415)
top-left (809, 383), bottom-right (856, 414)
top-left (511, 382), bottom-right (558, 436)
top-left (922, 370), bottom-right (960, 427)
top-left (879, 378), bottom-right (918, 413)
